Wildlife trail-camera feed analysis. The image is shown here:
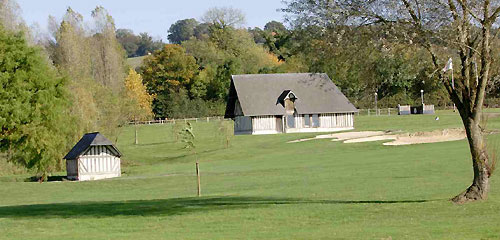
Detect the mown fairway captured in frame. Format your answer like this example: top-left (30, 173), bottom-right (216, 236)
top-left (1, 110), bottom-right (500, 239)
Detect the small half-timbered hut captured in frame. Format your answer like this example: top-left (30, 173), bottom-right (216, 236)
top-left (225, 73), bottom-right (358, 135)
top-left (64, 132), bottom-right (122, 181)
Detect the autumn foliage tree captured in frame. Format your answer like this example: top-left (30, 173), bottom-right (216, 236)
top-left (141, 44), bottom-right (199, 118)
top-left (125, 69), bottom-right (154, 144)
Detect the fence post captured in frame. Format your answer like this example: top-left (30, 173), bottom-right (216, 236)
top-left (368, 108), bottom-right (370, 116)
top-left (388, 108), bottom-right (391, 116)
top-left (207, 117), bottom-right (209, 122)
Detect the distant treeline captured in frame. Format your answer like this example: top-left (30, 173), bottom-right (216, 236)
top-left (115, 7), bottom-right (500, 119)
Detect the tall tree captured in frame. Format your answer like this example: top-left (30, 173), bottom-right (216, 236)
top-left (53, 8), bottom-right (100, 136)
top-left (264, 20), bottom-right (288, 34)
top-left (141, 44), bottom-right (199, 118)
top-left (50, 7), bottom-right (130, 141)
top-left (193, 22), bottom-right (211, 40)
top-left (116, 28), bottom-right (139, 57)
top-left (90, 6), bottom-right (126, 92)
top-left (125, 69), bottom-right (154, 144)
top-left (0, 27), bottom-right (71, 179)
top-left (283, 0), bottom-right (500, 203)
top-left (0, 0), bottom-right (25, 32)
top-left (202, 7), bottom-right (246, 29)
top-left (136, 32), bottom-right (164, 56)
top-left (168, 18), bottom-right (199, 44)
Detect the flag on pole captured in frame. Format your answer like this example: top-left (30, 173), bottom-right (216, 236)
top-left (442, 58), bottom-right (453, 72)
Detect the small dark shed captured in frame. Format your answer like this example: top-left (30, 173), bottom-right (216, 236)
top-left (64, 132), bottom-right (122, 181)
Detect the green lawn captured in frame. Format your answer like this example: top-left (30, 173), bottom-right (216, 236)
top-left (1, 110), bottom-right (500, 239)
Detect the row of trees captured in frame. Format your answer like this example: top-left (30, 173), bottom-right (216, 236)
top-left (0, 1), bottom-right (153, 179)
top-left (143, 7), bottom-right (460, 120)
top-left (138, 7), bottom-right (302, 119)
top-left (116, 29), bottom-right (163, 57)
top-left (157, 7), bottom-right (500, 114)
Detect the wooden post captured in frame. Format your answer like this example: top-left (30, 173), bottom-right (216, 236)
top-left (134, 122), bottom-right (138, 145)
top-left (388, 108), bottom-right (391, 116)
top-left (207, 117), bottom-right (209, 122)
top-left (196, 162), bottom-right (201, 197)
top-left (368, 108), bottom-right (370, 116)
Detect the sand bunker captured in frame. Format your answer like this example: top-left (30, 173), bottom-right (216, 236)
top-left (344, 135), bottom-right (397, 143)
top-left (287, 131), bottom-right (385, 143)
top-left (289, 129), bottom-right (466, 146)
top-left (383, 129), bottom-right (466, 146)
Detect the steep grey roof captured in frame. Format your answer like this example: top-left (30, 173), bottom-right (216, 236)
top-left (225, 73), bottom-right (358, 117)
top-left (64, 132), bottom-right (121, 160)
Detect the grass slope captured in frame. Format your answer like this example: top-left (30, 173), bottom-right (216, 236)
top-left (126, 56), bottom-right (146, 70)
top-left (1, 110), bottom-right (500, 239)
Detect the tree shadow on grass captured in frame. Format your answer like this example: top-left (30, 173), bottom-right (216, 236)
top-left (0, 196), bottom-right (441, 219)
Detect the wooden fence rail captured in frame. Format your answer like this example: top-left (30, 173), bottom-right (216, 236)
top-left (356, 108), bottom-right (398, 116)
top-left (129, 116), bottom-right (229, 125)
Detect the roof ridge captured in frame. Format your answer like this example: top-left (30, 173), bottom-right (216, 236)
top-left (232, 73), bottom-right (324, 77)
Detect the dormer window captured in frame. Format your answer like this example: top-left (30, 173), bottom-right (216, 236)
top-left (277, 90), bottom-right (298, 115)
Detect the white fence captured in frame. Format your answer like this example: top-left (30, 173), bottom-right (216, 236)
top-left (132, 108), bottom-right (418, 125)
top-left (130, 116), bottom-right (229, 125)
top-left (356, 108), bottom-right (398, 116)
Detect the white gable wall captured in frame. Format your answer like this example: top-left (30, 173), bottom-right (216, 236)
top-left (77, 145), bottom-right (121, 181)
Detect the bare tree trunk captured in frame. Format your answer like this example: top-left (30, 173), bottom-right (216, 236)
top-left (452, 117), bottom-right (490, 203)
top-left (134, 118), bottom-right (138, 145)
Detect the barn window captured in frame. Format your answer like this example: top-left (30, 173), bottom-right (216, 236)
top-left (312, 114), bottom-right (320, 127)
top-left (304, 114), bottom-right (310, 127)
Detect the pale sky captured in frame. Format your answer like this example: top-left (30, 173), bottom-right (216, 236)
top-left (17, 0), bottom-right (287, 41)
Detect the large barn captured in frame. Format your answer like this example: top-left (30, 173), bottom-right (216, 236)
top-left (225, 73), bottom-right (358, 135)
top-left (64, 132), bottom-right (122, 181)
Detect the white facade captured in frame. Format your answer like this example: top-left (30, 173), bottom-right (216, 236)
top-left (67, 145), bottom-right (121, 181)
top-left (234, 113), bottom-right (354, 135)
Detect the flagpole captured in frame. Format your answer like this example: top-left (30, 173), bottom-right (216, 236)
top-left (452, 67), bottom-right (456, 112)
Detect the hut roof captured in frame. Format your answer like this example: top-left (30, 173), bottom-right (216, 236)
top-left (225, 73), bottom-right (358, 118)
top-left (64, 132), bottom-right (122, 160)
